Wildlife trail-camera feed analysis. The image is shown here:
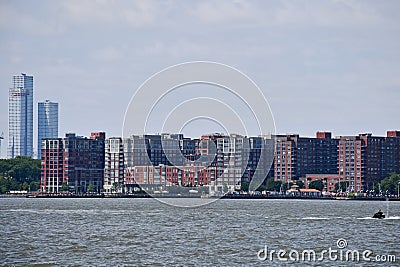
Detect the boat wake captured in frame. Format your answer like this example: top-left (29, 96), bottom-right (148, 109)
top-left (357, 216), bottom-right (400, 220)
top-left (385, 216), bottom-right (400, 220)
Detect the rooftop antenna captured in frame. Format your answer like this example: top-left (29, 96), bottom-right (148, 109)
top-left (0, 132), bottom-right (4, 158)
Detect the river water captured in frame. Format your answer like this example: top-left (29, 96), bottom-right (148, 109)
top-left (0, 198), bottom-right (399, 266)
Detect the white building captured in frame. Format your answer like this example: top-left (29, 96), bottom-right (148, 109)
top-left (104, 137), bottom-right (125, 193)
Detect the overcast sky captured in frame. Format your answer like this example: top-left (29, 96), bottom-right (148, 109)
top-left (1, 0), bottom-right (400, 157)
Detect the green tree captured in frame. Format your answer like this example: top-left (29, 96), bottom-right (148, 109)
top-left (0, 160), bottom-right (12, 176)
top-left (223, 184), bottom-right (229, 193)
top-left (381, 173), bottom-right (400, 195)
top-left (61, 182), bottom-right (69, 192)
top-left (0, 176), bottom-right (37, 193)
top-left (0, 157), bottom-right (41, 190)
top-left (87, 184), bottom-right (95, 193)
top-left (0, 185), bottom-right (7, 194)
top-left (295, 180), bottom-right (305, 189)
top-left (266, 177), bottom-right (282, 192)
top-left (29, 181), bottom-right (40, 192)
top-left (335, 181), bottom-right (349, 192)
top-left (0, 176), bottom-right (10, 194)
top-left (241, 181), bottom-right (249, 192)
top-left (309, 180), bottom-right (324, 191)
top-left (282, 182), bottom-right (294, 191)
top-left (22, 182), bottom-right (29, 191)
top-left (369, 183), bottom-right (380, 194)
top-left (112, 182), bottom-right (120, 193)
top-left (9, 178), bottom-right (21, 191)
top-left (256, 184), bottom-right (266, 192)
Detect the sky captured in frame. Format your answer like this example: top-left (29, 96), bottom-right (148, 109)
top-left (1, 0), bottom-right (400, 157)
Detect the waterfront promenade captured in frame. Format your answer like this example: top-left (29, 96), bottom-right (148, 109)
top-left (2, 192), bottom-right (399, 201)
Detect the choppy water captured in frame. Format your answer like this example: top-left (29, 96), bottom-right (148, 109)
top-left (0, 198), bottom-right (399, 266)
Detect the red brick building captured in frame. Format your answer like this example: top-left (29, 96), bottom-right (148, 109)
top-left (274, 132), bottom-right (338, 183)
top-left (40, 132), bottom-right (105, 193)
top-left (338, 131), bottom-right (400, 192)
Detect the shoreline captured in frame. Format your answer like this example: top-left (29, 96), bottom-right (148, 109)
top-left (1, 194), bottom-right (400, 201)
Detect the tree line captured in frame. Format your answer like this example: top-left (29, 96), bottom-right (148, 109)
top-left (242, 173), bottom-right (400, 194)
top-left (0, 156), bottom-right (41, 194)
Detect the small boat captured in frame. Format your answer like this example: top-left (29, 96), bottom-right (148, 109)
top-left (372, 210), bottom-right (385, 219)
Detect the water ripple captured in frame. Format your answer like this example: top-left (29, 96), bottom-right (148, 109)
top-left (0, 198), bottom-right (399, 266)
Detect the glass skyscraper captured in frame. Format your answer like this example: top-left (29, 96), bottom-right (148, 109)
top-left (8, 73), bottom-right (34, 158)
top-left (37, 100), bottom-right (58, 158)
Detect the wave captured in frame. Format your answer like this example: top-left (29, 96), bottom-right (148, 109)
top-left (2, 209), bottom-right (130, 215)
top-left (302, 217), bottom-right (330, 220)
